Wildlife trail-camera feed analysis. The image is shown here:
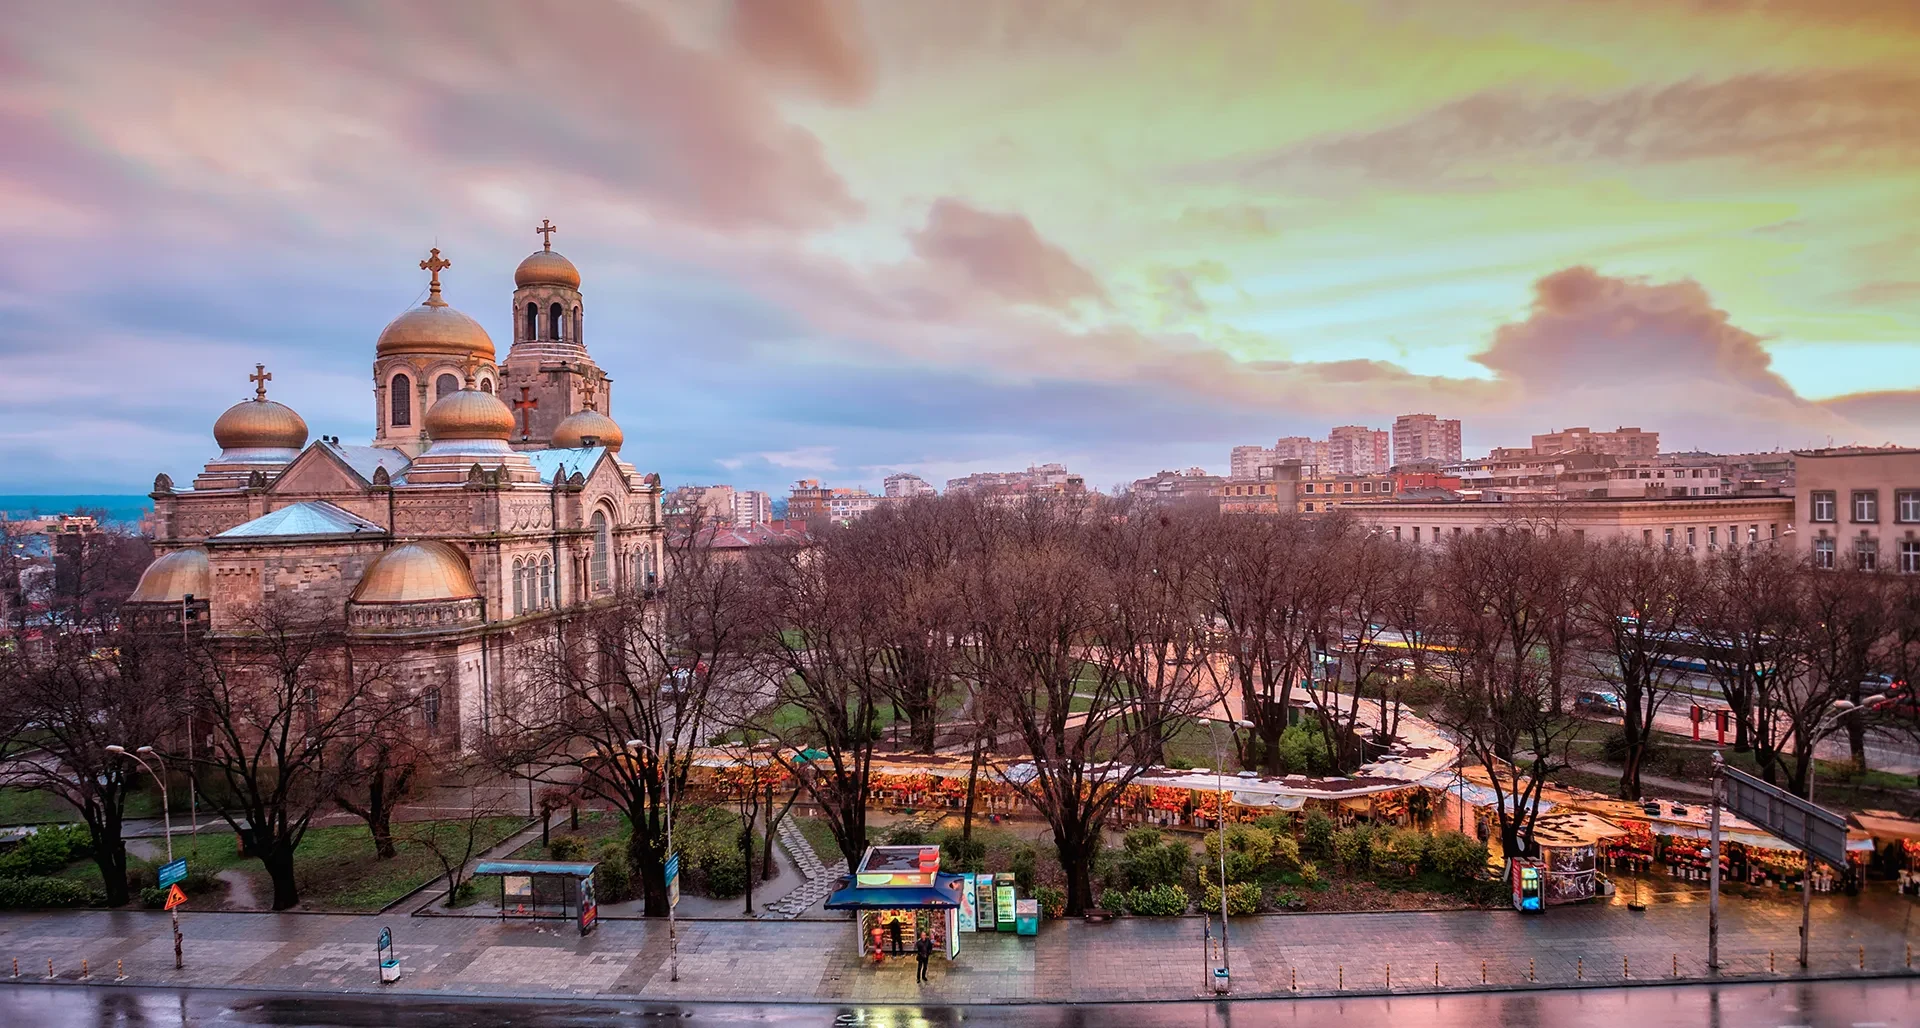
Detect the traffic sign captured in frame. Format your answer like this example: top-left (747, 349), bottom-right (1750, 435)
top-left (163, 884), bottom-right (188, 911)
top-left (1722, 766), bottom-right (1849, 867)
top-left (158, 859), bottom-right (187, 888)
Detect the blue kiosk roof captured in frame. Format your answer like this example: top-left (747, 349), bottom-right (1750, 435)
top-left (473, 860), bottom-right (598, 878)
top-left (824, 872), bottom-right (968, 910)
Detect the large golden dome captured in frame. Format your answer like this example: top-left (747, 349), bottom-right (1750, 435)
top-left (515, 249), bottom-right (581, 290)
top-left (424, 387), bottom-right (515, 441)
top-left (375, 303), bottom-right (496, 359)
top-left (351, 541), bottom-right (478, 604)
top-left (213, 398), bottom-right (309, 451)
top-left (551, 408), bottom-right (623, 451)
top-left (127, 548), bottom-right (211, 603)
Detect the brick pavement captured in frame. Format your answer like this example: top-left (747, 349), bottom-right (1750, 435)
top-left (0, 887), bottom-right (1912, 1004)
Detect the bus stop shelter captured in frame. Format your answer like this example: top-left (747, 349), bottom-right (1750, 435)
top-left (472, 859), bottom-right (600, 934)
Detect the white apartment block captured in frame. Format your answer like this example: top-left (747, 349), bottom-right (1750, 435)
top-left (1392, 414), bottom-right (1462, 466)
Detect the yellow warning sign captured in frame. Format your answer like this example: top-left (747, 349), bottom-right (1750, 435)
top-left (163, 884), bottom-right (187, 910)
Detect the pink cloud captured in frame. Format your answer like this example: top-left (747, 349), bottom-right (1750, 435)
top-left (730, 0), bottom-right (876, 104)
top-left (908, 198), bottom-right (1107, 309)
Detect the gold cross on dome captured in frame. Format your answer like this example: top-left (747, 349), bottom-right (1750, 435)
top-left (419, 247), bottom-right (451, 305)
top-left (536, 219), bottom-right (557, 251)
top-left (250, 363), bottom-right (271, 401)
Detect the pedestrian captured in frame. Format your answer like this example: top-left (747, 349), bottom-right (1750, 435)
top-left (914, 932), bottom-right (934, 983)
top-left (888, 916), bottom-right (905, 956)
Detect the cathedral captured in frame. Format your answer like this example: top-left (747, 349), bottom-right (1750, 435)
top-left (123, 223), bottom-right (665, 752)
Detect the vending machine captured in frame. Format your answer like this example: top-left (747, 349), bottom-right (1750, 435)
top-left (975, 873), bottom-right (996, 931)
top-left (1510, 858), bottom-right (1544, 913)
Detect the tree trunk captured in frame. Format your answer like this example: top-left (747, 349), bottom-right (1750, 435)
top-left (371, 805), bottom-right (397, 860)
top-left (1846, 681), bottom-right (1868, 769)
top-left (962, 730), bottom-right (984, 843)
top-left (1054, 824), bottom-right (1097, 916)
top-left (741, 824), bottom-right (756, 915)
top-left (630, 832), bottom-right (668, 918)
top-left (94, 839), bottom-right (131, 908)
top-left (263, 846), bottom-right (300, 910)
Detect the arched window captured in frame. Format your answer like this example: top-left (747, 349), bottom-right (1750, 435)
top-left (589, 510), bottom-right (610, 591)
top-left (525, 302), bottom-right (538, 340)
top-left (549, 302), bottom-right (564, 341)
top-left (479, 377), bottom-right (493, 394)
top-left (390, 373), bottom-right (411, 427)
top-left (572, 305), bottom-right (581, 343)
top-left (436, 373), bottom-right (459, 400)
top-left (422, 687), bottom-right (441, 729)
top-left (512, 558), bottom-right (525, 614)
top-left (539, 555), bottom-right (552, 608)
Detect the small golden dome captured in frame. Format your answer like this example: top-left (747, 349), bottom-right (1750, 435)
top-left (515, 249), bottom-right (581, 290)
top-left (214, 398), bottom-right (309, 451)
top-left (127, 548), bottom-right (211, 603)
top-left (424, 387), bottom-right (515, 441)
top-left (375, 303), bottom-right (496, 359)
top-left (552, 408), bottom-right (623, 451)
top-left (351, 540), bottom-right (478, 604)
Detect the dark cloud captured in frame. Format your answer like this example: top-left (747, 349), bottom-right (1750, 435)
top-left (909, 199), bottom-right (1106, 309)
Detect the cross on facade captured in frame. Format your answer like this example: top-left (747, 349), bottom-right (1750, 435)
top-left (512, 386), bottom-right (539, 439)
top-left (249, 363), bottom-right (272, 401)
top-left (419, 247), bottom-right (451, 304)
top-left (536, 219), bottom-right (557, 251)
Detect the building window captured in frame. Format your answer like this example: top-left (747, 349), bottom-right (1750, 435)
top-left (512, 558), bottom-right (525, 614)
top-left (1343, 483), bottom-right (1353, 493)
top-left (1664, 528), bottom-right (1674, 547)
top-left (539, 555), bottom-right (553, 607)
top-left (1856, 538), bottom-right (1878, 571)
top-left (573, 305), bottom-right (582, 342)
top-left (1813, 536), bottom-right (1835, 569)
top-left (1303, 502), bottom-right (1315, 512)
top-left (480, 377), bottom-right (493, 394)
top-left (423, 687), bottom-right (441, 729)
top-left (1899, 491), bottom-right (1920, 523)
top-left (1769, 524), bottom-right (1778, 541)
top-left (1362, 482), bottom-right (1373, 493)
top-left (1707, 527), bottom-right (1717, 549)
top-left (1686, 527), bottom-right (1696, 549)
top-left (1643, 529), bottom-right (1653, 544)
top-left (1853, 490), bottom-right (1878, 523)
top-left (1393, 526), bottom-right (1401, 540)
top-left (1902, 540), bottom-right (1920, 574)
top-left (1304, 483), bottom-right (1315, 494)
top-left (525, 302), bottom-right (539, 340)
top-left (435, 373), bottom-right (459, 400)
top-left (550, 302), bottom-right (565, 340)
top-left (389, 373), bottom-right (411, 427)
top-left (1412, 527), bottom-right (1421, 543)
top-left (1811, 491), bottom-right (1836, 522)
top-left (590, 511), bottom-right (611, 591)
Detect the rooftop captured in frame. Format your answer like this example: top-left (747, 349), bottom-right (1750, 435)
top-left (210, 500), bottom-right (386, 540)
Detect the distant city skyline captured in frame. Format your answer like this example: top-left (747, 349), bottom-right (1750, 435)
top-left (4, 2), bottom-right (1916, 496)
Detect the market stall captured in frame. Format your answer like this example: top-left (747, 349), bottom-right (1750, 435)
top-left (1530, 811), bottom-right (1624, 906)
top-left (824, 845), bottom-right (969, 965)
top-left (1849, 809), bottom-right (1920, 893)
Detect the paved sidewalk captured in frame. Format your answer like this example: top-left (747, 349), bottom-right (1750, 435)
top-left (0, 886), bottom-right (1912, 1004)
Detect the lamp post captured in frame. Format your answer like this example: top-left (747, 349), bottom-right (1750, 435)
top-left (106, 744), bottom-right (182, 969)
top-left (1206, 717), bottom-right (1256, 992)
top-left (1794, 697), bottom-right (1885, 967)
top-left (627, 738), bottom-right (676, 983)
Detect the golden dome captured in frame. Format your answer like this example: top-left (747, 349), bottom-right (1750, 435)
top-left (551, 408), bottom-right (623, 451)
top-left (351, 540), bottom-right (479, 604)
top-left (214, 398), bottom-right (309, 451)
top-left (375, 303), bottom-right (496, 359)
top-left (515, 249), bottom-right (581, 290)
top-left (424, 387), bottom-right (515, 441)
top-left (127, 548), bottom-right (211, 604)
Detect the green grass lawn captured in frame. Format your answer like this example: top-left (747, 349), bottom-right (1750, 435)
top-left (510, 811), bottom-right (627, 859)
top-left (792, 815), bottom-right (848, 867)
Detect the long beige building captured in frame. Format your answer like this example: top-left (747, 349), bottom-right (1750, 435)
top-left (1349, 495), bottom-right (1795, 551)
top-left (1794, 447), bottom-right (1920, 572)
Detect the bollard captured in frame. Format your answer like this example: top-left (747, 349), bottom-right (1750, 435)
top-left (45, 958), bottom-right (54, 981)
top-left (1907, 943), bottom-right (1912, 970)
top-left (1673, 953), bottom-right (1679, 977)
top-left (1859, 946), bottom-right (1865, 971)
top-left (1339, 965), bottom-right (1344, 990)
top-left (1770, 951), bottom-right (1775, 974)
top-left (1291, 966), bottom-right (1297, 992)
top-left (1624, 955), bottom-right (1630, 979)
top-left (1482, 959), bottom-right (1487, 984)
top-left (10, 956), bottom-right (15, 978)
top-left (1435, 962), bottom-right (1440, 986)
top-left (81, 959), bottom-right (88, 980)
top-left (1385, 963), bottom-right (1391, 990)
top-left (1577, 956), bottom-right (1583, 981)
top-left (1528, 957), bottom-right (1535, 982)
top-left (115, 959), bottom-right (126, 982)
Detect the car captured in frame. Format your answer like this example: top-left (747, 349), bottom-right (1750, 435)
top-left (1859, 673), bottom-right (1903, 696)
top-left (1573, 690), bottom-right (1624, 717)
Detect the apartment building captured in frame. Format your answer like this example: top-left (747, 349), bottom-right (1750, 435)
top-left (1392, 414), bottom-right (1463, 466)
top-left (1351, 495), bottom-right (1794, 552)
top-left (1214, 461), bottom-right (1400, 515)
top-left (1795, 447), bottom-right (1920, 572)
top-left (731, 490), bottom-right (773, 526)
top-left (946, 463), bottom-right (1087, 505)
top-left (1132, 468), bottom-right (1226, 506)
top-left (883, 473), bottom-right (937, 498)
top-left (1531, 425), bottom-right (1660, 458)
top-left (1327, 426), bottom-right (1391, 476)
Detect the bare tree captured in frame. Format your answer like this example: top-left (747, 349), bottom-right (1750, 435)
top-left (331, 726), bottom-right (430, 861)
top-left (1432, 528), bottom-right (1585, 860)
top-left (180, 601), bottom-right (409, 909)
top-left (1575, 539), bottom-right (1705, 798)
top-left (1303, 521), bottom-right (1400, 772)
top-left (853, 500), bottom-right (966, 753)
top-left (0, 631), bottom-right (183, 906)
top-left (1091, 502), bottom-right (1217, 769)
top-left (496, 531), bottom-right (752, 917)
top-left (1798, 558), bottom-right (1888, 774)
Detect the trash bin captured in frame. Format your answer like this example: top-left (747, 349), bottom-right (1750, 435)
top-left (380, 958), bottom-right (401, 984)
top-left (1014, 899), bottom-right (1039, 936)
top-left (1212, 967), bottom-right (1230, 994)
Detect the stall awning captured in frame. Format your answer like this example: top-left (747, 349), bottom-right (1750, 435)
top-left (824, 872), bottom-right (968, 910)
top-left (1852, 810), bottom-right (1920, 844)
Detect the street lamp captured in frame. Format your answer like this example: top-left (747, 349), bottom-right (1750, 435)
top-left (1205, 717), bottom-right (1255, 993)
top-left (1792, 696), bottom-right (1887, 967)
top-left (626, 738), bottom-right (677, 983)
top-left (106, 744), bottom-right (182, 969)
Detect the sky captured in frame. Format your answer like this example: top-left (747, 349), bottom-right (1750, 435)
top-left (2, 0), bottom-right (1918, 497)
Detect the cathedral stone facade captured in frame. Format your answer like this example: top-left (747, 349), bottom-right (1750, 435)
top-left (125, 226), bottom-right (663, 753)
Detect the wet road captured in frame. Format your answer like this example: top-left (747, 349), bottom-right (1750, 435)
top-left (2, 979), bottom-right (1914, 1028)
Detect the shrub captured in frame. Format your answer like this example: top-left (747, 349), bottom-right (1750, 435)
top-left (701, 846), bottom-right (748, 899)
top-left (1275, 723), bottom-right (1333, 775)
top-left (0, 876), bottom-right (97, 909)
top-left (1203, 825), bottom-right (1274, 885)
top-left (1120, 829), bottom-right (1189, 890)
top-left (1269, 835), bottom-right (1302, 875)
top-left (1201, 881), bottom-right (1262, 916)
top-left (593, 842), bottom-right (632, 903)
top-left (1302, 809), bottom-right (1335, 859)
top-left (1271, 888), bottom-right (1304, 909)
top-left (1371, 828), bottom-right (1427, 878)
top-left (0, 825), bottom-right (89, 878)
top-left (139, 886), bottom-right (168, 909)
top-left (1252, 812), bottom-right (1296, 837)
top-left (1298, 861), bottom-right (1320, 888)
top-left (935, 829), bottom-right (985, 873)
top-left (885, 826), bottom-right (925, 846)
top-left (1331, 826), bottom-right (1372, 871)
top-left (1167, 757), bottom-right (1195, 771)
top-left (1009, 845), bottom-right (1037, 894)
top-left (449, 880), bottom-right (477, 907)
top-left (1032, 884), bottom-right (1066, 918)
top-left (547, 835), bottom-right (588, 862)
top-left (1121, 883), bottom-right (1190, 917)
top-left (1426, 831), bottom-right (1489, 881)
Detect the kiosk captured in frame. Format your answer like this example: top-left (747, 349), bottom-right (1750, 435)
top-left (825, 845), bottom-right (969, 964)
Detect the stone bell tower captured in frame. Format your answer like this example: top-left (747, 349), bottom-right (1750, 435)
top-left (500, 219), bottom-right (611, 450)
